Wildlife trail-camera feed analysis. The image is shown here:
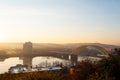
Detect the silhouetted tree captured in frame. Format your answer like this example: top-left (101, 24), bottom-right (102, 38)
top-left (114, 48), bottom-right (120, 55)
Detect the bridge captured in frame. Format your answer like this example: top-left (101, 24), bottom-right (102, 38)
top-left (0, 42), bottom-right (78, 67)
top-left (72, 45), bottom-right (110, 55)
top-left (0, 51), bottom-right (78, 67)
top-left (0, 42), bottom-right (109, 67)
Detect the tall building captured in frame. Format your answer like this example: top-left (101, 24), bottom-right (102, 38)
top-left (23, 42), bottom-right (33, 54)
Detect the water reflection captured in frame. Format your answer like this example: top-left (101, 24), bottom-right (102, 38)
top-left (0, 57), bottom-right (71, 73)
top-left (32, 57), bottom-right (71, 67)
top-left (0, 58), bottom-right (23, 73)
top-left (0, 56), bottom-right (100, 73)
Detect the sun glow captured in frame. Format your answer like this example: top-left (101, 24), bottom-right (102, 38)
top-left (0, 30), bottom-right (8, 42)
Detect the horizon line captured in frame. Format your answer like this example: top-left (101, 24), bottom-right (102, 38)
top-left (0, 42), bottom-right (119, 46)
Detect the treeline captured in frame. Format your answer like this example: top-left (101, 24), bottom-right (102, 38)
top-left (0, 71), bottom-right (65, 80)
top-left (0, 55), bottom-right (120, 80)
top-left (69, 55), bottom-right (120, 80)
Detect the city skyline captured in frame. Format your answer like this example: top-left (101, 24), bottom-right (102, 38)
top-left (0, 0), bottom-right (120, 45)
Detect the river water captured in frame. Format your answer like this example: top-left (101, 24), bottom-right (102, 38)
top-left (0, 56), bottom-right (100, 74)
top-left (0, 57), bottom-right (71, 74)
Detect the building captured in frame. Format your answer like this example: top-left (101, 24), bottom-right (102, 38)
top-left (9, 64), bottom-right (28, 73)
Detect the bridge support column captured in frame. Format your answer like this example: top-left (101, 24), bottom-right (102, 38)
top-left (61, 55), bottom-right (69, 60)
top-left (70, 54), bottom-right (78, 65)
top-left (23, 56), bottom-right (32, 68)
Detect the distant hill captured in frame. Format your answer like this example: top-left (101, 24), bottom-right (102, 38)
top-left (0, 43), bottom-right (120, 56)
top-left (64, 43), bottom-right (120, 49)
top-left (0, 43), bottom-right (119, 51)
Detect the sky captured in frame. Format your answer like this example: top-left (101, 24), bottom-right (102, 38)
top-left (0, 0), bottom-right (120, 44)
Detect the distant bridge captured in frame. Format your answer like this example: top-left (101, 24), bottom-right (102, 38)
top-left (73, 45), bottom-right (110, 55)
top-left (0, 42), bottom-right (109, 67)
top-left (0, 51), bottom-right (77, 67)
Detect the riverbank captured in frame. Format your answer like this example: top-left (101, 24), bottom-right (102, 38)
top-left (1, 55), bottom-right (120, 80)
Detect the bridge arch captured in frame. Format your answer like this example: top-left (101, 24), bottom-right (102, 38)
top-left (73, 45), bottom-right (110, 55)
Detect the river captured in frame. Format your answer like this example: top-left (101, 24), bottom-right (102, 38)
top-left (0, 57), bottom-right (71, 74)
top-left (0, 56), bottom-right (101, 74)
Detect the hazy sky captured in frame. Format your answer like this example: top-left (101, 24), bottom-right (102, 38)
top-left (0, 0), bottom-right (120, 44)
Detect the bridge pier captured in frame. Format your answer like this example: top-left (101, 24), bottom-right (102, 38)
top-left (23, 56), bottom-right (33, 68)
top-left (61, 55), bottom-right (69, 60)
top-left (70, 54), bottom-right (78, 65)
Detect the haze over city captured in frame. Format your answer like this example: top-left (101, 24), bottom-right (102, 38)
top-left (1, 1), bottom-right (120, 80)
top-left (0, 0), bottom-right (120, 45)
